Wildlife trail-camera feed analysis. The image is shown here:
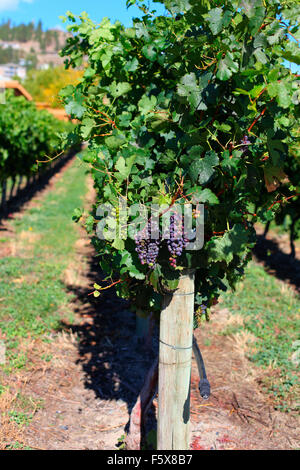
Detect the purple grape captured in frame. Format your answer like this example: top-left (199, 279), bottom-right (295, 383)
top-left (135, 218), bottom-right (160, 269)
top-left (166, 212), bottom-right (188, 268)
top-left (135, 211), bottom-right (190, 269)
top-left (241, 135), bottom-right (251, 154)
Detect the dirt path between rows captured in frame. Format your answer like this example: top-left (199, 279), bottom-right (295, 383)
top-left (0, 160), bottom-right (299, 450)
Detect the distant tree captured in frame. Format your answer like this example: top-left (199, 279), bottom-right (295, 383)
top-left (35, 20), bottom-right (43, 45)
top-left (0, 46), bottom-right (20, 64)
top-left (0, 20), bottom-right (67, 56)
top-left (0, 20), bottom-right (10, 41)
top-left (54, 31), bottom-right (60, 51)
top-left (24, 65), bottom-right (83, 108)
top-left (40, 38), bottom-right (46, 52)
top-left (25, 52), bottom-right (38, 71)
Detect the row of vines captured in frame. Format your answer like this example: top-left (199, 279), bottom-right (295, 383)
top-left (0, 92), bottom-right (74, 212)
top-left (58, 0), bottom-right (299, 450)
top-left (263, 131), bottom-right (300, 256)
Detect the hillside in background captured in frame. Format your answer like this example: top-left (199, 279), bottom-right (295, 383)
top-left (0, 20), bottom-right (68, 73)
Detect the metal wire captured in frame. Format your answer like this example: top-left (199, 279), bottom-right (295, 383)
top-left (159, 339), bottom-right (193, 350)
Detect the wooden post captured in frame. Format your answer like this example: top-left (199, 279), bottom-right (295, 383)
top-left (290, 218), bottom-right (296, 258)
top-left (17, 175), bottom-right (23, 194)
top-left (1, 180), bottom-right (7, 213)
top-left (157, 270), bottom-right (195, 450)
top-left (10, 177), bottom-right (16, 199)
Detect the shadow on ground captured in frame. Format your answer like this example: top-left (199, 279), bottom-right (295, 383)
top-left (64, 253), bottom-right (158, 432)
top-left (253, 234), bottom-right (300, 293)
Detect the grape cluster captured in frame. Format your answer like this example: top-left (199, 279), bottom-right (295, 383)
top-left (135, 219), bottom-right (160, 269)
top-left (135, 212), bottom-right (189, 269)
top-left (166, 212), bottom-right (188, 268)
top-left (200, 304), bottom-right (207, 315)
top-left (241, 135), bottom-right (251, 154)
top-left (195, 304), bottom-right (208, 327)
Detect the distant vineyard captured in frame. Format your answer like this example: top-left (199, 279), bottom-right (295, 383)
top-left (0, 91), bottom-right (74, 210)
top-left (263, 126), bottom-right (300, 255)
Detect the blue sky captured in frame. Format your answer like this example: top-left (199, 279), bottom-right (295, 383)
top-left (0, 0), bottom-right (165, 29)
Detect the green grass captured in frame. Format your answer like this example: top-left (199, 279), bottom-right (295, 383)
top-left (0, 159), bottom-right (88, 370)
top-left (5, 442), bottom-right (33, 450)
top-left (221, 262), bottom-right (300, 411)
top-left (8, 410), bottom-right (33, 427)
top-left (7, 392), bottom-right (44, 429)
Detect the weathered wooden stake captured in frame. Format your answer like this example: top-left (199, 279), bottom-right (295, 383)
top-left (1, 180), bottom-right (7, 213)
top-left (158, 270), bottom-right (195, 450)
top-left (17, 175), bottom-right (23, 194)
top-left (10, 177), bottom-right (16, 199)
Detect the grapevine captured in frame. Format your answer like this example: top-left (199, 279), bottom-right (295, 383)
top-left (0, 91), bottom-right (72, 183)
top-left (59, 0), bottom-right (300, 320)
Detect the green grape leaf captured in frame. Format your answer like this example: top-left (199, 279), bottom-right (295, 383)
top-left (208, 224), bottom-right (249, 264)
top-left (206, 8), bottom-right (224, 35)
top-left (65, 99), bottom-right (85, 119)
top-left (177, 73), bottom-right (205, 110)
top-left (109, 81), bottom-right (132, 98)
top-left (190, 151), bottom-right (219, 185)
top-left (138, 95), bottom-right (157, 114)
top-left (217, 53), bottom-right (239, 81)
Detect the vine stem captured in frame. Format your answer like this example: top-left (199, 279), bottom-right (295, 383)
top-left (88, 278), bottom-right (125, 295)
top-left (267, 193), bottom-right (300, 211)
top-left (248, 101), bottom-right (273, 133)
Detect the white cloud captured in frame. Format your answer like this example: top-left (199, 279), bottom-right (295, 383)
top-left (0, 0), bottom-right (34, 12)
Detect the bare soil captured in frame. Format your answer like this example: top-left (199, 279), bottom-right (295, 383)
top-left (190, 309), bottom-right (299, 450)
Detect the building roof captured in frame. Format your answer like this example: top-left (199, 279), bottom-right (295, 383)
top-left (0, 79), bottom-right (33, 101)
top-left (0, 80), bottom-right (70, 121)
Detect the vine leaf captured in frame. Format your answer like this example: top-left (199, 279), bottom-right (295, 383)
top-left (208, 224), bottom-right (249, 264)
top-left (89, 18), bottom-right (115, 42)
top-left (81, 118), bottom-right (95, 140)
top-left (115, 154), bottom-right (136, 181)
top-left (65, 94), bottom-right (85, 118)
top-left (190, 151), bottom-right (219, 185)
top-left (281, 42), bottom-right (300, 66)
top-left (112, 237), bottom-right (125, 251)
top-left (217, 53), bottom-right (239, 81)
top-left (177, 73), bottom-right (206, 110)
top-left (192, 188), bottom-right (220, 205)
top-left (138, 95), bottom-right (157, 114)
top-left (206, 8), bottom-right (224, 35)
top-left (264, 166), bottom-right (289, 193)
top-left (109, 81), bottom-right (132, 98)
